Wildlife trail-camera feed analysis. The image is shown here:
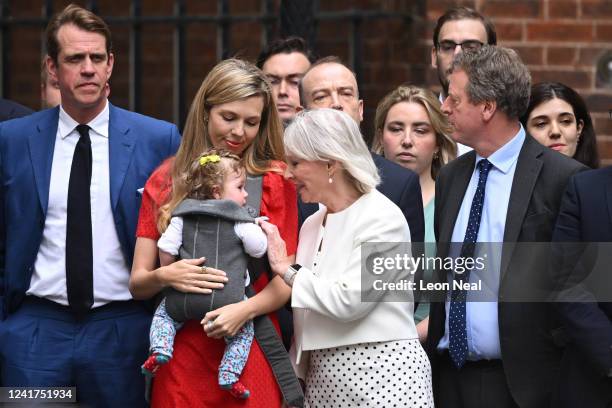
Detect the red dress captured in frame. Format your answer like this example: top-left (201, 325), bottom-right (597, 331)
top-left (136, 159), bottom-right (298, 408)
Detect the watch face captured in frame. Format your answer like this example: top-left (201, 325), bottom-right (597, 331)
top-left (291, 264), bottom-right (302, 271)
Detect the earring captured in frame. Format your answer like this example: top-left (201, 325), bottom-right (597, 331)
top-left (328, 171), bottom-right (333, 184)
top-left (433, 151), bottom-right (439, 160)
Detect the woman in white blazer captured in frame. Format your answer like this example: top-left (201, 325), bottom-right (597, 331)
top-left (260, 108), bottom-right (433, 407)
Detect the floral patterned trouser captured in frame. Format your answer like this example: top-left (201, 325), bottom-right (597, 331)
top-left (149, 297), bottom-right (254, 386)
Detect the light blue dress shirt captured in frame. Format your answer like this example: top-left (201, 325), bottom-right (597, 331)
top-left (438, 126), bottom-right (525, 360)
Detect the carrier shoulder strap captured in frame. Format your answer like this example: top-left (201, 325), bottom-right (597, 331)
top-left (245, 174), bottom-right (304, 407)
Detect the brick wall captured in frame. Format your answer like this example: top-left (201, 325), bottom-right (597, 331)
top-left (4, 0), bottom-right (611, 163)
top-left (421, 0), bottom-right (612, 165)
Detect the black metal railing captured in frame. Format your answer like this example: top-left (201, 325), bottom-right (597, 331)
top-left (0, 0), bottom-right (412, 127)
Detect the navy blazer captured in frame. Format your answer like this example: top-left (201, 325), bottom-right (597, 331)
top-left (298, 152), bottom-right (425, 243)
top-left (552, 167), bottom-right (612, 406)
top-left (0, 98), bottom-right (33, 122)
top-left (0, 105), bottom-right (180, 319)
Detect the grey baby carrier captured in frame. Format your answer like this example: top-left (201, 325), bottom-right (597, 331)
top-left (163, 199), bottom-right (258, 322)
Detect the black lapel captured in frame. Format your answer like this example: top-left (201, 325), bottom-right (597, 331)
top-left (438, 153), bottom-right (476, 247)
top-left (605, 168), bottom-right (612, 229)
top-left (500, 136), bottom-right (543, 280)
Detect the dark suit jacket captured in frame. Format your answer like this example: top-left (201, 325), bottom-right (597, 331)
top-left (298, 152), bottom-right (425, 243)
top-left (552, 167), bottom-right (612, 407)
top-left (0, 105), bottom-right (181, 319)
top-left (0, 98), bottom-right (33, 122)
top-left (426, 135), bottom-right (586, 408)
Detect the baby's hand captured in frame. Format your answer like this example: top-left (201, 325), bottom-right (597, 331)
top-left (254, 216), bottom-right (269, 226)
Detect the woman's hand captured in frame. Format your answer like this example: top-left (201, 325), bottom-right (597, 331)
top-left (259, 221), bottom-right (291, 278)
top-left (416, 317), bottom-right (429, 344)
top-left (131, 238), bottom-right (227, 299)
top-left (201, 301), bottom-right (254, 338)
top-left (157, 257), bottom-right (228, 294)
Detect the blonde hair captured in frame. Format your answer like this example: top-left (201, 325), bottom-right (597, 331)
top-left (171, 59), bottom-right (284, 208)
top-left (158, 148), bottom-right (243, 232)
top-left (372, 85), bottom-right (456, 180)
top-left (285, 108), bottom-right (379, 194)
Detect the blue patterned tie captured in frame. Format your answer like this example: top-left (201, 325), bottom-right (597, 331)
top-left (448, 158), bottom-right (493, 368)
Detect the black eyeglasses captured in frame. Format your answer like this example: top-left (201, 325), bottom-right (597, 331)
top-left (437, 40), bottom-right (484, 54)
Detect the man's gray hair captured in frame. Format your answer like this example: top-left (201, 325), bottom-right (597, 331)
top-left (451, 45), bottom-right (531, 120)
top-left (284, 108), bottom-right (380, 194)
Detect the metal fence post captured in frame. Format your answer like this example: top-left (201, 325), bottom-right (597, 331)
top-left (129, 0), bottom-right (141, 112)
top-left (173, 0), bottom-right (186, 127)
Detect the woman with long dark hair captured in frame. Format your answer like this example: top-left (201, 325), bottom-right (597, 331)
top-left (521, 82), bottom-right (599, 168)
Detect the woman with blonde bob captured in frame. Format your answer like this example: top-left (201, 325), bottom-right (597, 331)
top-left (129, 59), bottom-right (298, 407)
top-left (260, 108), bottom-right (434, 407)
top-left (373, 85), bottom-right (456, 341)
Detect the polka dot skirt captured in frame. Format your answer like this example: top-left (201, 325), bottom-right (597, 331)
top-left (303, 339), bottom-right (433, 407)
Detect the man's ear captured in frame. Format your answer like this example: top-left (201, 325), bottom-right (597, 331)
top-left (358, 99), bottom-right (364, 122)
top-left (431, 46), bottom-right (438, 69)
top-left (46, 55), bottom-right (58, 84)
top-left (482, 100), bottom-right (497, 122)
top-left (106, 52), bottom-right (115, 81)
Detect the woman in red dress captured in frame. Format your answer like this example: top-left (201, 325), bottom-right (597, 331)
top-left (129, 59), bottom-right (298, 407)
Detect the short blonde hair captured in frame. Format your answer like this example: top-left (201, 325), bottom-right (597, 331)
top-left (373, 85), bottom-right (456, 180)
top-left (285, 108), bottom-right (379, 194)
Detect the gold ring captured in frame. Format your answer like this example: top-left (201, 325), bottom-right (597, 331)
top-left (201, 266), bottom-right (207, 274)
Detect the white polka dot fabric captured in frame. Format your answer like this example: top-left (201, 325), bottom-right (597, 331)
top-left (303, 340), bottom-right (433, 407)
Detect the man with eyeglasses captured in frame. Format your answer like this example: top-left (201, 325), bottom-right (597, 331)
top-left (431, 7), bottom-right (497, 156)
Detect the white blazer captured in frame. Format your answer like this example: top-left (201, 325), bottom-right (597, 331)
top-left (291, 189), bottom-right (418, 378)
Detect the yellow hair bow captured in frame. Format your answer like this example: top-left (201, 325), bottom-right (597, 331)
top-left (199, 154), bottom-right (221, 166)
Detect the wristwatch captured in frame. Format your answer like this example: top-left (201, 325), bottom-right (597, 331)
top-left (284, 264), bottom-right (302, 286)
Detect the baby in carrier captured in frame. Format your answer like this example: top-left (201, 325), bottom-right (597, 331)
top-left (141, 149), bottom-right (267, 399)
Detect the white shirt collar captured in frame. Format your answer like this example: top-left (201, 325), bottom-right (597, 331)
top-left (475, 124), bottom-right (526, 175)
top-left (58, 100), bottom-right (110, 139)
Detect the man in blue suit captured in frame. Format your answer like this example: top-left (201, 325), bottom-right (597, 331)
top-left (297, 56), bottom-right (425, 241)
top-left (552, 168), bottom-right (612, 407)
top-left (0, 5), bottom-right (180, 407)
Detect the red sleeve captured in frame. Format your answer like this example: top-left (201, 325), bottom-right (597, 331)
top-left (252, 167), bottom-right (298, 295)
top-left (136, 159), bottom-right (173, 240)
top-left (260, 167), bottom-right (298, 256)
